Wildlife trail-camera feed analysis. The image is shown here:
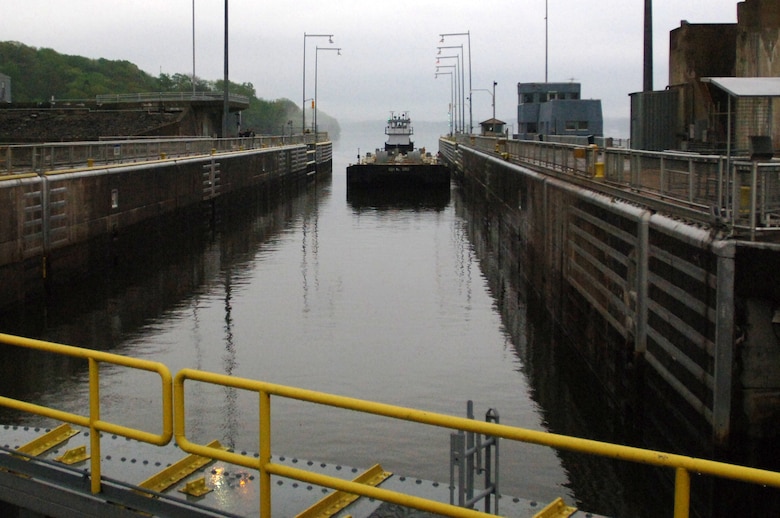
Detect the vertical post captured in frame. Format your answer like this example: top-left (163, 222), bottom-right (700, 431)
top-left (713, 241), bottom-right (735, 445)
top-left (545, 0), bottom-right (548, 83)
top-left (302, 34), bottom-right (307, 135)
top-left (465, 401), bottom-right (474, 505)
top-left (89, 358), bottom-right (102, 494)
top-left (635, 211), bottom-right (650, 354)
top-left (466, 31), bottom-right (472, 134)
top-left (750, 161), bottom-right (758, 241)
top-left (643, 0), bottom-right (653, 92)
top-left (222, 0), bottom-right (229, 139)
top-left (673, 467), bottom-right (691, 518)
top-left (259, 390), bottom-right (272, 518)
top-left (192, 0), bottom-right (196, 94)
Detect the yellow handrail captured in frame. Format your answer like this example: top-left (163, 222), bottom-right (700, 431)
top-left (0, 333), bottom-right (173, 494)
top-left (173, 367), bottom-right (780, 518)
top-left (2, 333), bottom-right (780, 517)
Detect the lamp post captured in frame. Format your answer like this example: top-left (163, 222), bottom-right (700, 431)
top-left (222, 0), bottom-right (229, 139)
top-left (435, 71), bottom-right (454, 135)
top-left (436, 62), bottom-right (459, 133)
top-left (440, 32), bottom-right (471, 133)
top-left (192, 0), bottom-right (196, 94)
top-left (303, 33), bottom-right (334, 134)
top-left (437, 45), bottom-right (464, 133)
top-left (314, 46), bottom-right (341, 135)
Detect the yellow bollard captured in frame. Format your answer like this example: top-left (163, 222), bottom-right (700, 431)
top-left (87, 158), bottom-right (94, 167)
top-left (160, 152), bottom-right (166, 160)
top-left (594, 162), bottom-right (605, 179)
top-left (211, 148), bottom-right (216, 155)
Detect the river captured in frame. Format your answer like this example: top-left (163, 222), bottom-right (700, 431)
top-left (0, 120), bottom-right (684, 517)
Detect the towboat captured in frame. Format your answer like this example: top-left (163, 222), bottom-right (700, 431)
top-left (346, 112), bottom-right (450, 188)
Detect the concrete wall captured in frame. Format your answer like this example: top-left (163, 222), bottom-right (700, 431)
top-left (441, 138), bottom-right (780, 453)
top-left (0, 143), bottom-right (330, 305)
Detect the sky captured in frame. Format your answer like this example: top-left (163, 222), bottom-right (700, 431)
top-left (3, 1), bottom-right (740, 136)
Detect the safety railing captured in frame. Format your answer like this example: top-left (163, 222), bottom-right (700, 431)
top-left (173, 367), bottom-right (780, 518)
top-left (0, 333), bottom-right (173, 495)
top-left (2, 333), bottom-right (780, 517)
top-left (0, 134), bottom-right (327, 176)
top-left (450, 135), bottom-right (780, 241)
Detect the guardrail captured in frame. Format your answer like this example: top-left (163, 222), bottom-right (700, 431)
top-left (453, 135), bottom-right (780, 241)
top-left (2, 333), bottom-right (780, 517)
top-left (0, 134), bottom-right (328, 176)
top-left (0, 333), bottom-right (173, 495)
top-left (95, 91), bottom-right (251, 105)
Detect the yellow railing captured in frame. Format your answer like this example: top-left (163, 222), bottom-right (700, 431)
top-left (0, 333), bottom-right (173, 494)
top-left (173, 368), bottom-right (780, 518)
top-left (2, 333), bottom-right (780, 517)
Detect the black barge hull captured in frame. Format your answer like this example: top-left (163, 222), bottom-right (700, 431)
top-left (346, 163), bottom-right (450, 187)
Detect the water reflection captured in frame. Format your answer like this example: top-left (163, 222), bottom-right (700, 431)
top-left (347, 185), bottom-right (450, 212)
top-left (0, 176), bottom-right (331, 428)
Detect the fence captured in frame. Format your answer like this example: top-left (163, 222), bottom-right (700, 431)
top-left (454, 135), bottom-right (780, 241)
top-left (0, 133), bottom-right (328, 176)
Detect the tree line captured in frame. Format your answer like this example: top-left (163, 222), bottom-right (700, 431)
top-left (0, 41), bottom-right (338, 137)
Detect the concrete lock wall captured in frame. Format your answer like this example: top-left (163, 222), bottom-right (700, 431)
top-left (0, 144), bottom-right (324, 306)
top-left (439, 138), bottom-right (780, 452)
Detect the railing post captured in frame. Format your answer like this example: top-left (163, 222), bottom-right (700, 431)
top-left (88, 358), bottom-right (102, 494)
top-left (750, 161), bottom-right (758, 241)
top-left (259, 389), bottom-right (272, 518)
top-left (673, 467), bottom-right (691, 518)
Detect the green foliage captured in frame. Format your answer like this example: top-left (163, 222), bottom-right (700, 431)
top-left (0, 41), bottom-right (340, 137)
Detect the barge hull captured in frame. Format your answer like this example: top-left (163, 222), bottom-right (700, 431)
top-left (346, 164), bottom-right (450, 187)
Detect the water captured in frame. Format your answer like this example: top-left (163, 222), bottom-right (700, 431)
top-left (0, 121), bottom-right (578, 508)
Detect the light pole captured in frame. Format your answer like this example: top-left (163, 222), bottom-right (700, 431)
top-left (436, 63), bottom-right (459, 133)
top-left (314, 46), bottom-right (341, 135)
top-left (192, 0), bottom-right (196, 94)
top-left (303, 33), bottom-right (334, 134)
top-left (438, 45), bottom-right (464, 133)
top-left (440, 32), bottom-right (471, 133)
top-left (435, 72), bottom-right (454, 135)
top-left (222, 0), bottom-right (229, 139)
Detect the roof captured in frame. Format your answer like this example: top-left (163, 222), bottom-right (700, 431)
top-left (702, 77), bottom-right (780, 97)
top-left (480, 118), bottom-right (506, 125)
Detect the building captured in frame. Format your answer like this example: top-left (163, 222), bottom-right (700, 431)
top-left (479, 118), bottom-right (506, 137)
top-left (516, 82), bottom-right (603, 141)
top-left (630, 0), bottom-right (780, 153)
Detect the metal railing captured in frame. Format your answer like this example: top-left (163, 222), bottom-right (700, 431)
top-left (452, 135), bottom-right (780, 241)
top-left (0, 134), bottom-right (327, 176)
top-left (0, 333), bottom-right (173, 495)
top-left (173, 368), bottom-right (780, 518)
top-left (95, 91), bottom-right (250, 105)
top-left (2, 332), bottom-right (780, 517)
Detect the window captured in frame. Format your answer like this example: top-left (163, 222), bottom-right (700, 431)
top-left (565, 121), bottom-right (589, 131)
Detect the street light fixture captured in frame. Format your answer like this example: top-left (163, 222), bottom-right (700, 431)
top-left (303, 33), bottom-right (334, 134)
top-left (440, 32), bottom-right (472, 133)
top-left (314, 46), bottom-right (341, 135)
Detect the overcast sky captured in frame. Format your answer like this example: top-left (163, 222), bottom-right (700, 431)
top-left (3, 1), bottom-right (739, 135)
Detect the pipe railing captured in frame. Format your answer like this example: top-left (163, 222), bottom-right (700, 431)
top-left (449, 135), bottom-right (780, 241)
top-left (0, 134), bottom-right (328, 176)
top-left (0, 333), bottom-right (173, 495)
top-left (0, 332), bottom-right (779, 517)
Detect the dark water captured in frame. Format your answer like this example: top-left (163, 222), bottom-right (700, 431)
top-left (0, 121), bottom-right (733, 517)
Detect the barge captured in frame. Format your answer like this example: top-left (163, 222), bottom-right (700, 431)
top-left (347, 112), bottom-right (450, 188)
